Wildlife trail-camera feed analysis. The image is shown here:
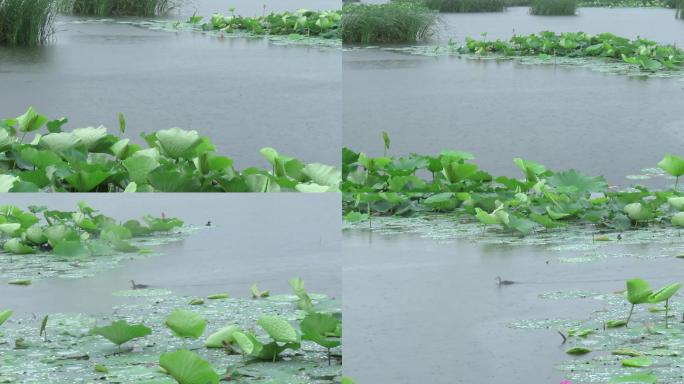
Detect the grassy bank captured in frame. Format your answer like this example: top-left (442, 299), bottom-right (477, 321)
top-left (342, 2), bottom-right (438, 44)
top-left (530, 0), bottom-right (578, 14)
top-left (58, 0), bottom-right (176, 16)
top-left (0, 0), bottom-right (55, 46)
top-left (420, 0), bottom-right (506, 12)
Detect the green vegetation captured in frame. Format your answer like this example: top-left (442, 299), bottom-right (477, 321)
top-left (0, 0), bottom-right (55, 46)
top-left (539, 278), bottom-right (684, 383)
top-left (341, 1), bottom-right (438, 44)
top-left (187, 9), bottom-right (341, 39)
top-left (0, 202), bottom-right (181, 259)
top-left (507, 0), bottom-right (675, 6)
top-left (0, 280), bottom-right (341, 383)
top-left (58, 0), bottom-right (176, 17)
top-left (0, 107), bottom-right (341, 192)
top-left (530, 0), bottom-right (578, 15)
top-left (342, 135), bottom-right (684, 236)
top-left (580, 0), bottom-right (676, 6)
top-left (458, 31), bottom-right (684, 72)
top-left (418, 0), bottom-right (506, 12)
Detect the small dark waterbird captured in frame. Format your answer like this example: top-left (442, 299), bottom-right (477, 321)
top-left (206, 221), bottom-right (212, 227)
top-left (495, 276), bottom-right (515, 286)
top-left (130, 280), bottom-right (149, 290)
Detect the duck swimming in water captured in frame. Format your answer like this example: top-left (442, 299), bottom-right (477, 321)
top-left (495, 276), bottom-right (515, 286)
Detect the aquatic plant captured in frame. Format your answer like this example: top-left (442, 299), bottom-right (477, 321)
top-left (648, 282), bottom-right (681, 328)
top-left (341, 2), bottom-right (438, 44)
top-left (58, 0), bottom-right (176, 16)
top-left (0, 107), bottom-right (340, 192)
top-left (0, 202), bottom-right (182, 258)
top-left (624, 278), bottom-right (651, 326)
top-left (0, 0), bottom-right (55, 46)
top-left (165, 310), bottom-right (206, 339)
top-left (417, 0), bottom-right (506, 12)
top-left (189, 9), bottom-right (341, 39)
top-left (233, 315), bottom-right (301, 362)
top-left (530, 0), bottom-right (578, 15)
top-left (301, 312), bottom-right (342, 365)
top-left (579, 0), bottom-right (675, 6)
top-left (342, 135), bottom-right (684, 236)
top-left (457, 31), bottom-right (684, 72)
top-left (91, 320), bottom-right (152, 351)
top-left (159, 349), bottom-right (219, 384)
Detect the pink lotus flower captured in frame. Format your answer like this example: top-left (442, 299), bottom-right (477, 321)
top-left (560, 381), bottom-right (572, 384)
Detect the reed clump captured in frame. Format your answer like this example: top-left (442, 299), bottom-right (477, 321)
top-left (530, 0), bottom-right (578, 14)
top-left (342, 1), bottom-right (438, 44)
top-left (0, 0), bottom-right (56, 46)
top-left (59, 0), bottom-right (176, 17)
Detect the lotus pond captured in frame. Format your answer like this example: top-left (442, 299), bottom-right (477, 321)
top-left (0, 194), bottom-right (342, 383)
top-left (0, 0), bottom-right (341, 170)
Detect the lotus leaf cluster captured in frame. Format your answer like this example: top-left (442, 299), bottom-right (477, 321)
top-left (0, 202), bottom-right (182, 257)
top-left (0, 107), bottom-right (340, 192)
top-left (458, 31), bottom-right (684, 72)
top-left (187, 9), bottom-right (341, 39)
top-left (343, 138), bottom-right (684, 236)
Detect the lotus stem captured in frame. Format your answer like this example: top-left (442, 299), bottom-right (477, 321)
top-left (666, 299), bottom-right (670, 328)
top-left (676, 176), bottom-right (680, 192)
top-left (626, 304), bottom-right (634, 327)
top-left (327, 348), bottom-right (331, 366)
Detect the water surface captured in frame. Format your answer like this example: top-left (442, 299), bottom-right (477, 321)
top-left (0, 0), bottom-right (341, 168)
top-left (0, 194), bottom-right (341, 316)
top-left (343, 229), bottom-right (684, 383)
top-left (343, 8), bottom-right (684, 185)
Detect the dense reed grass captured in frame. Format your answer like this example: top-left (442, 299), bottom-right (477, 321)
top-left (0, 0), bottom-right (55, 46)
top-left (59, 0), bottom-right (176, 16)
top-left (342, 2), bottom-right (438, 44)
top-left (530, 0), bottom-right (578, 14)
top-left (421, 0), bottom-right (506, 12)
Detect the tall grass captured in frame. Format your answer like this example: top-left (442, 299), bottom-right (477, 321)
top-left (59, 0), bottom-right (176, 16)
top-left (342, 2), bottom-right (438, 44)
top-left (420, 0), bottom-right (506, 12)
top-left (0, 0), bottom-right (55, 46)
top-left (530, 0), bottom-right (578, 14)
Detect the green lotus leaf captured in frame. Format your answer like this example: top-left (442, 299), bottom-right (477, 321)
top-left (257, 316), bottom-right (299, 343)
top-left (0, 310), bottom-right (12, 327)
top-left (165, 310), bottom-right (206, 339)
top-left (649, 282), bottom-right (682, 303)
top-left (513, 157), bottom-right (547, 181)
top-left (658, 154), bottom-right (684, 177)
top-left (668, 197), bottom-right (684, 210)
top-left (609, 373), bottom-right (657, 383)
top-left (44, 225), bottom-right (79, 247)
top-left (3, 238), bottom-right (35, 254)
top-left (155, 128), bottom-right (201, 159)
top-left (232, 331), bottom-right (263, 356)
top-left (53, 240), bottom-right (90, 258)
top-left (566, 347), bottom-right (591, 355)
top-left (0, 129), bottom-right (16, 151)
top-left (626, 278), bottom-right (652, 305)
top-left (547, 169), bottom-right (608, 194)
top-left (71, 126), bottom-right (108, 150)
top-left (624, 203), bottom-right (652, 221)
top-left (25, 224), bottom-right (46, 244)
top-left (0, 175), bottom-right (18, 192)
top-left (672, 212), bottom-right (684, 227)
top-left (91, 320), bottom-right (151, 346)
top-left (621, 357), bottom-right (653, 368)
top-left (123, 156), bottom-right (159, 185)
top-left (204, 325), bottom-right (240, 348)
top-left (301, 312), bottom-right (341, 349)
top-left (0, 223), bottom-right (21, 236)
top-left (16, 106), bottom-right (48, 133)
top-left (19, 147), bottom-right (62, 169)
top-left (159, 349), bottom-right (219, 384)
top-left (39, 132), bottom-right (82, 152)
top-left (302, 163), bottom-right (341, 189)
